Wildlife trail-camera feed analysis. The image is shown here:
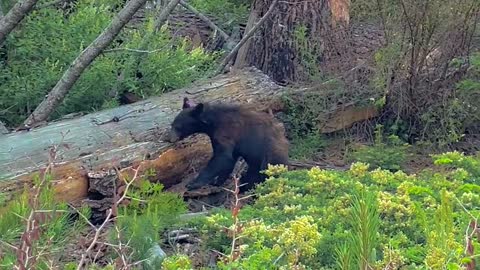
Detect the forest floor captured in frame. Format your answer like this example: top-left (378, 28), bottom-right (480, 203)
top-left (56, 130), bottom-right (480, 268)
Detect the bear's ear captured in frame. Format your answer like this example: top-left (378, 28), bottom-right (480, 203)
top-left (191, 103), bottom-right (204, 116)
top-left (182, 97), bottom-right (196, 109)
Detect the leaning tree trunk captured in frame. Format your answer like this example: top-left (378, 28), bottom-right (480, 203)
top-left (23, 0), bottom-right (149, 128)
top-left (234, 0), bottom-right (354, 83)
top-left (0, 0), bottom-right (40, 45)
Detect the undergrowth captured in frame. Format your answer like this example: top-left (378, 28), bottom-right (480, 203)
top-left (0, 0), bottom-right (218, 126)
top-left (349, 124), bottom-right (411, 172)
top-left (0, 174), bottom-right (91, 268)
top-left (183, 151), bottom-right (480, 269)
top-left (0, 170), bottom-right (187, 269)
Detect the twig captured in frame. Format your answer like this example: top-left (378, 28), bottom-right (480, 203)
top-left (71, 164), bottom-right (143, 269)
top-left (76, 209), bottom-right (113, 270)
top-left (214, 0), bottom-right (279, 75)
top-left (179, 0), bottom-right (229, 41)
top-left (103, 47), bottom-right (167, 54)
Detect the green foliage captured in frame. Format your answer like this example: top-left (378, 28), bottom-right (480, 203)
top-left (0, 174), bottom-right (90, 268)
top-left (288, 131), bottom-right (326, 160)
top-left (349, 125), bottom-right (411, 171)
top-left (188, 152), bottom-right (480, 269)
top-left (432, 151), bottom-right (480, 181)
top-left (281, 82), bottom-right (347, 137)
top-left (423, 190), bottom-right (463, 269)
top-left (113, 180), bottom-right (187, 270)
top-left (355, 0), bottom-right (479, 146)
top-left (0, 0), bottom-right (218, 126)
top-left (347, 189), bottom-right (380, 269)
top-left (417, 53), bottom-right (479, 146)
top-left (190, 0), bottom-right (250, 32)
top-left (292, 24), bottom-right (323, 81)
top-left (161, 254), bottom-right (193, 270)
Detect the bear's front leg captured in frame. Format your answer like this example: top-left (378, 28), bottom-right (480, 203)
top-left (186, 151), bottom-right (236, 190)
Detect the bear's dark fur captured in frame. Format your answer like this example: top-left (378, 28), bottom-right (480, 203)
top-left (167, 98), bottom-right (289, 192)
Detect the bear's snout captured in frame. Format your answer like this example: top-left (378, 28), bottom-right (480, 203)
top-left (167, 129), bottom-right (180, 143)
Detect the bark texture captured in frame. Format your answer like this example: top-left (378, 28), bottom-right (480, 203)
top-left (0, 0), bottom-right (40, 45)
top-left (23, 0), bottom-right (149, 128)
top-left (234, 0), bottom-right (355, 83)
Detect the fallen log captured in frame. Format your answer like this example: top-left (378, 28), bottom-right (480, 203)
top-left (0, 67), bottom-right (380, 204)
top-left (0, 67), bottom-right (285, 203)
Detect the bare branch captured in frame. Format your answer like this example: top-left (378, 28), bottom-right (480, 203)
top-left (76, 209), bottom-right (113, 270)
top-left (103, 47), bottom-right (167, 53)
top-left (214, 0), bottom-right (279, 75)
top-left (0, 0), bottom-right (40, 45)
top-left (179, 0), bottom-right (229, 41)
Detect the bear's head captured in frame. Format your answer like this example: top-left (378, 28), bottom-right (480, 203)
top-left (167, 97), bottom-right (208, 143)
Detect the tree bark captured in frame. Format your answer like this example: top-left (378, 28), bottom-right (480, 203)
top-left (0, 0), bottom-right (40, 45)
top-left (214, 0), bottom-right (279, 75)
top-left (233, 0), bottom-right (354, 83)
top-left (23, 0), bottom-right (149, 128)
top-left (1, 68), bottom-right (285, 203)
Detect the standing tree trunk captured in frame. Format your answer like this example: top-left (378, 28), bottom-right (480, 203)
top-left (0, 0), bottom-right (40, 45)
top-left (234, 0), bottom-right (354, 84)
top-left (23, 0), bottom-right (149, 128)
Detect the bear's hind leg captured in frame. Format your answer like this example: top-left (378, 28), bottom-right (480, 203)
top-left (239, 164), bottom-right (265, 193)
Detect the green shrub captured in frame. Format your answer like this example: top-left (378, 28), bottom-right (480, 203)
top-left (188, 152), bottom-right (480, 269)
top-left (0, 174), bottom-right (90, 268)
top-left (349, 125), bottom-right (411, 171)
top-left (289, 131), bottom-right (326, 160)
top-left (113, 179), bottom-right (187, 270)
top-left (161, 254), bottom-right (193, 270)
top-left (0, 0), bottom-right (218, 126)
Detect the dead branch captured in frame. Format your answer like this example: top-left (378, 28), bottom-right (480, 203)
top-left (10, 135), bottom-right (69, 269)
top-left (76, 209), bottom-right (113, 270)
top-left (179, 0), bottom-right (229, 41)
top-left (0, 0), bottom-right (40, 45)
top-left (214, 0), bottom-right (279, 75)
top-left (23, 0), bottom-right (149, 128)
top-left (75, 164), bottom-right (144, 269)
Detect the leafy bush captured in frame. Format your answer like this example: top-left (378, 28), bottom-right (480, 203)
top-left (349, 125), bottom-right (411, 171)
top-left (0, 174), bottom-right (90, 268)
top-left (288, 131), bottom-right (326, 161)
top-left (112, 180), bottom-right (187, 269)
top-left (161, 254), bottom-right (193, 270)
top-left (0, 0), bottom-right (218, 126)
top-left (189, 152), bottom-right (480, 269)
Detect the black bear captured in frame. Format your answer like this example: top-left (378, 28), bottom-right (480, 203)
top-left (167, 97), bottom-right (289, 192)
